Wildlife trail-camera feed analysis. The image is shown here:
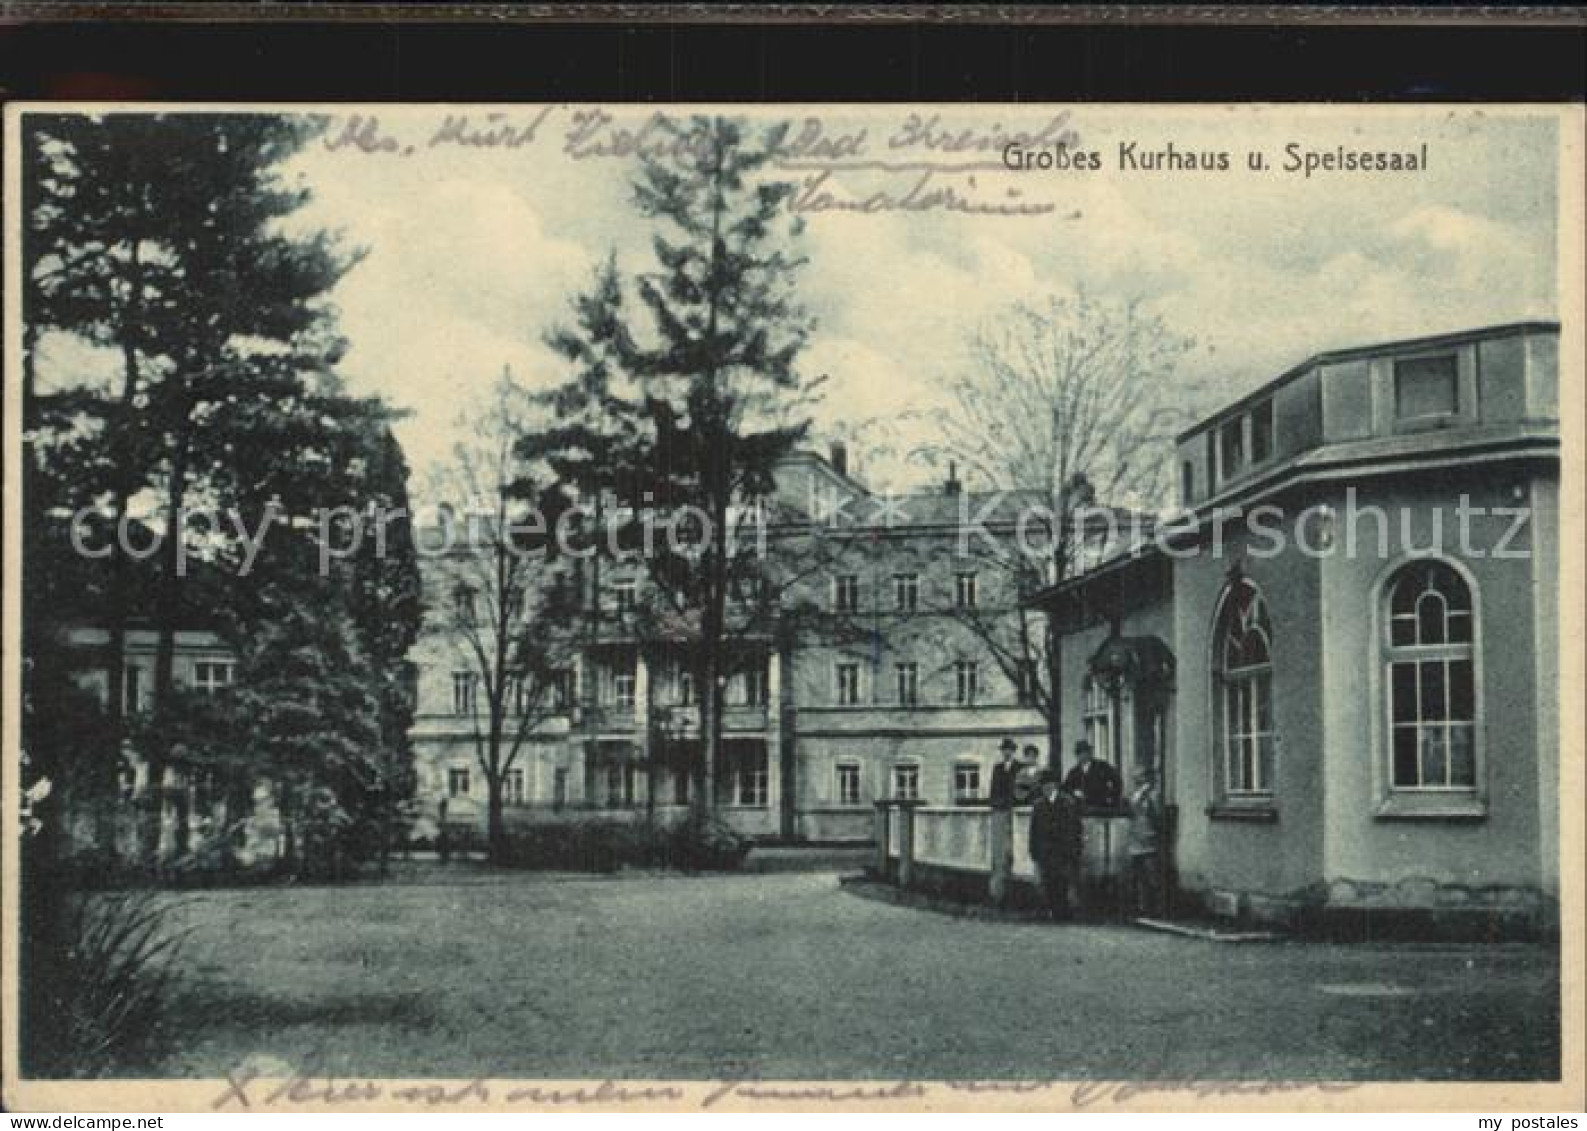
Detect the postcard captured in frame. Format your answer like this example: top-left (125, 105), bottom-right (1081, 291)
top-left (3, 101), bottom-right (1581, 1113)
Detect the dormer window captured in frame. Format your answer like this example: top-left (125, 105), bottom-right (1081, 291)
top-left (1250, 398), bottom-right (1274, 463)
top-left (1394, 355), bottom-right (1458, 421)
top-left (1218, 417), bottom-right (1245, 480)
top-left (1214, 397), bottom-right (1276, 487)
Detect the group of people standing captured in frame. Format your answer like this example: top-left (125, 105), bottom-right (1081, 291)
top-left (988, 737), bottom-right (1164, 921)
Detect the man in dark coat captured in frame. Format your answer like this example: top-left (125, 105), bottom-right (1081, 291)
top-left (1029, 771), bottom-right (1084, 920)
top-left (1061, 739), bottom-right (1123, 810)
top-left (988, 737), bottom-right (1021, 808)
top-left (1126, 767), bottom-right (1165, 917)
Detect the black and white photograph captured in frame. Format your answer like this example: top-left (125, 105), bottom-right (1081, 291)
top-left (2, 99), bottom-right (1580, 1113)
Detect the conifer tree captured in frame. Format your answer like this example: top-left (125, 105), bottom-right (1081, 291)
top-left (537, 116), bottom-right (818, 811)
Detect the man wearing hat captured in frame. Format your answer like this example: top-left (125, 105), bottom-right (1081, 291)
top-left (988, 737), bottom-right (1021, 808)
top-left (1062, 738), bottom-right (1124, 811)
top-left (1127, 766), bottom-right (1165, 916)
top-left (1029, 770), bottom-right (1084, 920)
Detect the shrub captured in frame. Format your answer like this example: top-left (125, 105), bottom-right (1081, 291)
top-left (23, 888), bottom-right (187, 1076)
top-left (296, 785), bottom-right (357, 881)
top-left (498, 818), bottom-right (635, 872)
top-left (495, 812), bottom-right (750, 873)
top-left (666, 813), bottom-right (751, 872)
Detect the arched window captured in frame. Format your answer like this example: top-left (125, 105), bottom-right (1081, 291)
top-left (1385, 560), bottom-right (1477, 790)
top-left (1214, 579), bottom-right (1273, 797)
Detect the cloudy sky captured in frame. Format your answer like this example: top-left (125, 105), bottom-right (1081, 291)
top-left (46, 104), bottom-right (1565, 493)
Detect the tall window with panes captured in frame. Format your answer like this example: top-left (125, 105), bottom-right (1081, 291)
top-left (952, 761), bottom-right (982, 803)
top-left (895, 661), bottom-right (919, 707)
top-left (740, 662), bottom-right (768, 707)
top-left (836, 662), bottom-right (861, 706)
top-left (1213, 579), bottom-right (1274, 799)
top-left (1384, 560), bottom-right (1477, 792)
top-left (835, 762), bottom-right (862, 806)
top-left (892, 762), bottom-right (920, 802)
top-left (452, 671), bottom-right (478, 716)
top-left (954, 659), bottom-right (979, 706)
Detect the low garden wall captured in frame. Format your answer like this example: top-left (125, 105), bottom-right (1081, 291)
top-left (873, 802), bottom-right (1132, 912)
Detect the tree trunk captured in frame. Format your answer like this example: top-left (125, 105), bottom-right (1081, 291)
top-left (280, 780), bottom-right (297, 869)
top-left (486, 781), bottom-right (505, 864)
top-left (100, 293), bottom-right (146, 862)
top-left (1047, 618), bottom-right (1064, 777)
top-left (698, 643), bottom-right (721, 816)
top-left (1045, 537), bottom-right (1072, 778)
top-left (144, 432), bottom-right (192, 867)
top-left (697, 494), bottom-right (729, 816)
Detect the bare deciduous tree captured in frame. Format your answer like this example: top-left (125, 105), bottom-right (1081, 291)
top-left (921, 290), bottom-right (1199, 772)
top-left (429, 368), bottom-right (576, 862)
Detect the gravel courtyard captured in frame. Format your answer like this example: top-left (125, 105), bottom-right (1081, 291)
top-left (149, 866), bottom-right (1559, 1081)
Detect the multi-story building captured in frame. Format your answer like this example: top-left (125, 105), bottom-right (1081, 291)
top-left (55, 620), bottom-right (287, 862)
top-left (408, 446), bottom-right (1051, 843)
top-left (1038, 321), bottom-right (1561, 931)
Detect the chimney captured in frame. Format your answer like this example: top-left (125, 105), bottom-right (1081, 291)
top-left (829, 442), bottom-right (849, 477)
top-left (944, 460), bottom-right (962, 496)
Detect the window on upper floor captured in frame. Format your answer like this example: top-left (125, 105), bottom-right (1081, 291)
top-left (193, 661), bottom-right (235, 695)
top-left (1251, 397), bottom-right (1274, 463)
top-left (124, 665), bottom-right (143, 713)
top-left (503, 767), bottom-right (526, 805)
top-left (892, 762), bottom-right (920, 802)
top-left (836, 662), bottom-right (861, 706)
top-left (833, 574), bottom-right (860, 613)
top-left (895, 661), bottom-right (919, 707)
top-left (1016, 659), bottom-right (1040, 706)
top-left (451, 670), bottom-right (478, 716)
top-left (1394, 355), bottom-right (1459, 421)
top-left (447, 765), bottom-right (472, 798)
top-left (954, 659), bottom-right (980, 706)
top-left (952, 761), bottom-right (982, 803)
top-left (894, 572), bottom-right (920, 612)
top-left (553, 667), bottom-right (577, 709)
top-left (740, 663), bottom-right (769, 707)
top-left (1218, 416), bottom-right (1245, 481)
top-left (1215, 396), bottom-right (1275, 486)
top-left (956, 571), bottom-right (978, 609)
top-left (451, 583), bottom-right (477, 624)
top-left (613, 578), bottom-right (637, 614)
top-left (835, 762), bottom-right (863, 806)
top-left (613, 671), bottom-right (637, 711)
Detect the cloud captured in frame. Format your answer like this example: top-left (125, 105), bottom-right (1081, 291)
top-left (270, 107), bottom-right (1560, 491)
